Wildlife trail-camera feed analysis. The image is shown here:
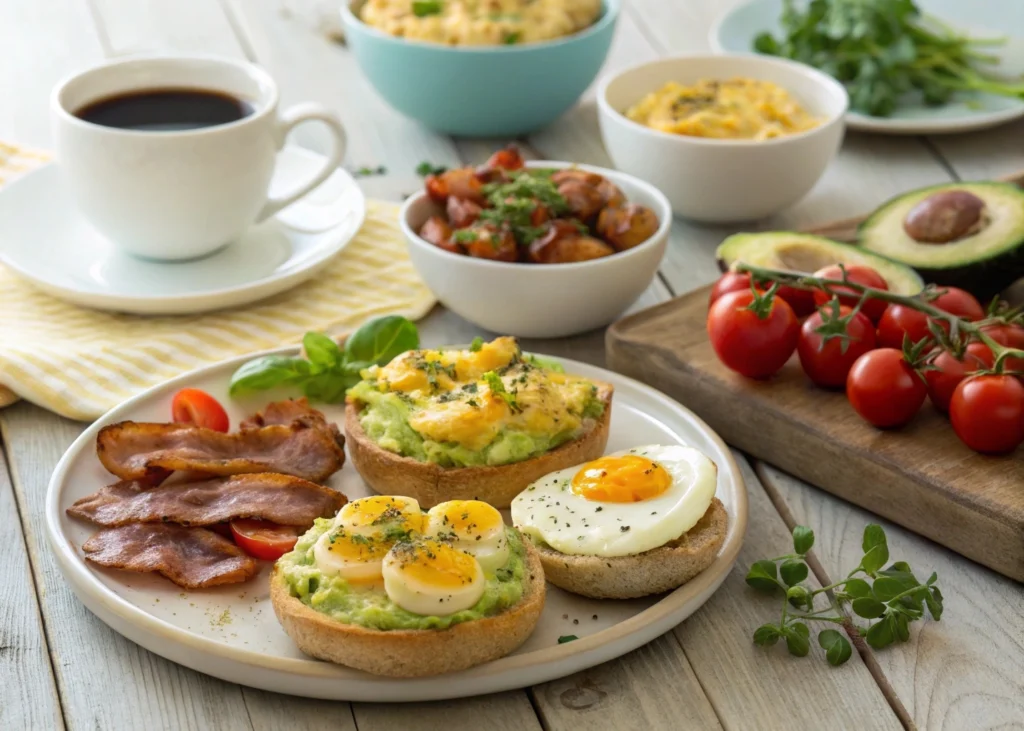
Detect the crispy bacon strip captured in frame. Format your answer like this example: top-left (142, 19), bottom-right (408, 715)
top-left (239, 397), bottom-right (329, 430)
top-left (67, 473), bottom-right (346, 528)
top-left (96, 419), bottom-right (346, 483)
top-left (82, 524), bottom-right (257, 589)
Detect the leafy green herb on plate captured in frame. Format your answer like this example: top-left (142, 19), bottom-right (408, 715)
top-left (229, 315), bottom-right (419, 402)
top-left (412, 1), bottom-right (443, 18)
top-left (746, 523), bottom-right (941, 665)
top-left (416, 161), bottom-right (448, 177)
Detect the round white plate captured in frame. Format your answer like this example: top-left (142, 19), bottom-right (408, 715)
top-left (0, 146), bottom-right (366, 315)
top-left (45, 349), bottom-right (748, 702)
top-left (712, 0), bottom-right (1024, 134)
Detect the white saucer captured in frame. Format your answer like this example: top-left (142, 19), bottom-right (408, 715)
top-left (0, 146), bottom-right (366, 315)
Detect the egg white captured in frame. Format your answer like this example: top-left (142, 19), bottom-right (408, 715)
top-left (312, 530), bottom-right (390, 583)
top-left (510, 444), bottom-right (718, 557)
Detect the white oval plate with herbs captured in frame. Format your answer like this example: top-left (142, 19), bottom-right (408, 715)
top-left (45, 346), bottom-right (748, 702)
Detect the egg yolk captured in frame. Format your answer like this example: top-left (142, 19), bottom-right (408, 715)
top-left (324, 531), bottom-right (389, 561)
top-left (339, 495), bottom-right (423, 536)
top-left (570, 455), bottom-right (672, 502)
top-left (430, 500), bottom-right (503, 540)
top-left (388, 540), bottom-right (480, 590)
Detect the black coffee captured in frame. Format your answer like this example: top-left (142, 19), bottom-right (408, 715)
top-left (74, 88), bottom-right (253, 132)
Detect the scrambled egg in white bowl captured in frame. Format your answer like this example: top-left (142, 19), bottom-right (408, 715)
top-left (360, 0), bottom-right (602, 46)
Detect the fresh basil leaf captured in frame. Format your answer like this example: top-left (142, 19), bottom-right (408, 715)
top-left (860, 544), bottom-right (889, 576)
top-left (344, 315), bottom-right (419, 367)
top-left (780, 559), bottom-right (809, 586)
top-left (745, 560), bottom-right (782, 593)
top-left (865, 617), bottom-right (895, 650)
top-left (925, 586), bottom-right (943, 621)
top-left (871, 576), bottom-right (905, 602)
top-left (852, 597), bottom-right (886, 619)
top-left (784, 622), bottom-right (810, 657)
top-left (843, 578), bottom-right (872, 598)
top-left (228, 355), bottom-right (309, 395)
top-left (753, 623), bottom-right (782, 647)
top-left (792, 525), bottom-right (815, 554)
top-left (818, 629), bottom-right (853, 666)
top-left (862, 524), bottom-right (887, 554)
top-left (302, 371), bottom-right (358, 404)
top-left (303, 332), bottom-right (342, 370)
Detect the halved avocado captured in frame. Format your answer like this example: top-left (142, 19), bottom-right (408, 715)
top-left (858, 182), bottom-right (1024, 298)
top-left (716, 232), bottom-right (924, 295)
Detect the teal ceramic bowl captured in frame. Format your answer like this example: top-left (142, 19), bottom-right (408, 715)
top-left (340, 0), bottom-right (619, 137)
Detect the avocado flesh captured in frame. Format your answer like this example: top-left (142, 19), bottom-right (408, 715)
top-left (858, 182), bottom-right (1024, 298)
top-left (716, 232), bottom-right (924, 295)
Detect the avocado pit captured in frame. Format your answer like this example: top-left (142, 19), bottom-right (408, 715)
top-left (903, 190), bottom-right (988, 244)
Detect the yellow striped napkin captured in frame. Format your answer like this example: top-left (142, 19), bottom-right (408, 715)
top-left (0, 142), bottom-right (436, 421)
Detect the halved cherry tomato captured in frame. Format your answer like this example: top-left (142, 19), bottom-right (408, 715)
top-left (924, 342), bottom-right (995, 413)
top-left (485, 146), bottom-right (524, 171)
top-left (950, 375), bottom-right (1024, 454)
top-left (846, 348), bottom-right (926, 428)
top-left (812, 265), bottom-right (889, 323)
top-left (707, 289), bottom-right (799, 379)
top-left (171, 388), bottom-right (229, 432)
top-left (979, 323), bottom-right (1024, 373)
top-left (708, 272), bottom-right (816, 316)
top-left (931, 286), bottom-right (984, 321)
top-left (797, 306), bottom-right (876, 388)
top-left (876, 304), bottom-right (933, 350)
top-left (230, 520), bottom-right (301, 561)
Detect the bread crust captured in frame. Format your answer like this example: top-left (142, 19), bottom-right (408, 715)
top-left (344, 383), bottom-right (613, 509)
top-left (533, 498), bottom-right (728, 599)
top-left (270, 535), bottom-right (546, 677)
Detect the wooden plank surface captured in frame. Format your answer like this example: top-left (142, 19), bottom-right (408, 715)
top-left (0, 441), bottom-right (64, 731)
top-left (758, 463), bottom-right (1024, 731)
top-left (606, 287), bottom-right (1024, 581)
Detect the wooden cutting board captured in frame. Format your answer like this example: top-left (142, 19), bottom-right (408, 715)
top-left (607, 204), bottom-right (1024, 583)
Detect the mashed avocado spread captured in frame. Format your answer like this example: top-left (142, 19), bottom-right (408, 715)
top-left (348, 337), bottom-right (605, 468)
top-left (279, 519), bottom-right (527, 630)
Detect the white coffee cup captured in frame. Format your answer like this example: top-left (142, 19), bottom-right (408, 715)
top-left (51, 54), bottom-right (348, 261)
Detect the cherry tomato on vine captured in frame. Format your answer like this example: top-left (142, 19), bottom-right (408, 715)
top-left (707, 289), bottom-right (799, 379)
top-left (950, 375), bottom-right (1024, 454)
top-left (812, 265), bottom-right (890, 323)
top-left (708, 272), bottom-right (816, 316)
top-left (171, 388), bottom-right (229, 432)
top-left (931, 286), bottom-right (984, 321)
top-left (876, 304), bottom-right (933, 350)
top-left (924, 342), bottom-right (995, 413)
top-left (797, 306), bottom-right (876, 388)
top-left (846, 348), bottom-right (926, 428)
top-left (979, 323), bottom-right (1024, 372)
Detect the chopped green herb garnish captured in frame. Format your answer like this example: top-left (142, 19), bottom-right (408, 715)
top-left (483, 370), bottom-right (521, 413)
top-left (416, 161), bottom-right (448, 177)
top-left (411, 0), bottom-right (443, 18)
top-left (470, 337), bottom-right (483, 352)
top-left (453, 229), bottom-right (479, 244)
top-left (502, 31), bottom-right (522, 45)
top-left (558, 635), bottom-right (579, 644)
top-left (353, 165), bottom-right (387, 178)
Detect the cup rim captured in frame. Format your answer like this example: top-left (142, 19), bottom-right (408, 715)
top-left (400, 160), bottom-right (672, 272)
top-left (51, 53), bottom-right (280, 138)
top-left (340, 0), bottom-right (620, 54)
top-left (597, 52), bottom-right (850, 148)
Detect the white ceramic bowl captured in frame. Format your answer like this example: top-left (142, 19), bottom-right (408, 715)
top-left (597, 54), bottom-right (849, 223)
top-left (400, 161), bottom-right (672, 339)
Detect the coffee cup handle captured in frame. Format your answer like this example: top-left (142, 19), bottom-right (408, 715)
top-left (256, 103), bottom-right (348, 222)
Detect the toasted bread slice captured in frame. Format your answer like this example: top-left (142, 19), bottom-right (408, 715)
top-left (344, 383), bottom-right (613, 509)
top-left (533, 498), bottom-right (728, 599)
top-left (271, 534), bottom-right (546, 678)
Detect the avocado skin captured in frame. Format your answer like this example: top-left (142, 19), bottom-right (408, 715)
top-left (858, 182), bottom-right (1024, 300)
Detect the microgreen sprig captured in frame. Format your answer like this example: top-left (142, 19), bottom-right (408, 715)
top-left (747, 523), bottom-right (942, 665)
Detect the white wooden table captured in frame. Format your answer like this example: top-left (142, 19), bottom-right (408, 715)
top-left (2, 2), bottom-right (1023, 729)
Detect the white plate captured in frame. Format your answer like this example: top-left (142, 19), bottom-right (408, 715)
top-left (45, 349), bottom-right (748, 702)
top-left (0, 146), bottom-right (366, 314)
top-left (711, 0), bottom-right (1024, 135)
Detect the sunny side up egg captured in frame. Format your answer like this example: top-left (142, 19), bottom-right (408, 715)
top-left (312, 495), bottom-right (507, 616)
top-left (510, 444), bottom-right (717, 557)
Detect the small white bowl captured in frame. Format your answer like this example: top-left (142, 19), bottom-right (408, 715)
top-left (597, 53), bottom-right (848, 223)
top-left (400, 161), bottom-right (672, 339)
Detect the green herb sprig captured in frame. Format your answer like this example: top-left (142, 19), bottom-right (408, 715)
top-left (411, 0), bottom-right (443, 18)
top-left (747, 524), bottom-right (942, 665)
top-left (479, 169), bottom-right (569, 247)
top-left (228, 315), bottom-right (419, 403)
top-left (416, 161), bottom-right (448, 177)
top-left (754, 0), bottom-right (1024, 117)
top-left (483, 370), bottom-right (521, 413)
